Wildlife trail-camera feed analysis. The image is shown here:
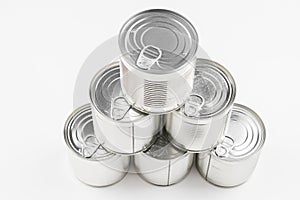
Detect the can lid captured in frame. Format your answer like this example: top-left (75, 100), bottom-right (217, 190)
top-left (213, 104), bottom-right (266, 160)
top-left (119, 9), bottom-right (198, 74)
top-left (180, 59), bottom-right (236, 119)
top-left (90, 62), bottom-right (146, 122)
top-left (144, 134), bottom-right (185, 160)
top-left (64, 104), bottom-right (114, 160)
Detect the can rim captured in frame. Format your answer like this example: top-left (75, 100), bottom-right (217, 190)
top-left (118, 9), bottom-right (198, 74)
top-left (96, 133), bottom-right (160, 156)
top-left (139, 148), bottom-right (192, 161)
top-left (165, 130), bottom-right (215, 153)
top-left (134, 152), bottom-right (193, 179)
top-left (63, 104), bottom-right (116, 161)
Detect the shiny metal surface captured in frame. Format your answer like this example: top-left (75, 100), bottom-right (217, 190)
top-left (119, 9), bottom-right (198, 74)
top-left (119, 9), bottom-right (198, 114)
top-left (90, 62), bottom-right (161, 155)
top-left (134, 134), bottom-right (194, 186)
top-left (64, 104), bottom-right (130, 187)
top-left (166, 59), bottom-right (236, 152)
top-left (196, 104), bottom-right (266, 187)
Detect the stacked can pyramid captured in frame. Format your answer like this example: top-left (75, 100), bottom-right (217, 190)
top-left (64, 9), bottom-right (266, 188)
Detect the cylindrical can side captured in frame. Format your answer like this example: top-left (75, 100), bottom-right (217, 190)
top-left (120, 59), bottom-right (195, 114)
top-left (133, 134), bottom-right (194, 186)
top-left (195, 151), bottom-right (211, 180)
top-left (196, 151), bottom-right (261, 187)
top-left (132, 115), bottom-right (161, 152)
top-left (168, 153), bottom-right (194, 185)
top-left (134, 153), bottom-right (194, 186)
top-left (92, 108), bottom-right (132, 154)
top-left (92, 106), bottom-right (161, 155)
top-left (166, 110), bottom-right (231, 152)
top-left (134, 154), bottom-right (170, 186)
top-left (68, 151), bottom-right (130, 187)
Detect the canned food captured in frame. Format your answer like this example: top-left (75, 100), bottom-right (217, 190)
top-left (196, 104), bottom-right (266, 187)
top-left (119, 9), bottom-right (198, 114)
top-left (90, 62), bottom-right (161, 155)
top-left (134, 133), bottom-right (194, 186)
top-left (64, 104), bottom-right (130, 187)
top-left (165, 59), bottom-right (236, 152)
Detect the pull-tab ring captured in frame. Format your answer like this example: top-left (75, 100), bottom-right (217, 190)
top-left (111, 96), bottom-right (131, 120)
top-left (222, 136), bottom-right (234, 148)
top-left (184, 94), bottom-right (205, 117)
top-left (215, 136), bottom-right (234, 158)
top-left (81, 135), bottom-right (100, 158)
top-left (136, 45), bottom-right (162, 70)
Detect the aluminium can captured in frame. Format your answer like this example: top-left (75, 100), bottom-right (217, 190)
top-left (196, 104), bottom-right (266, 187)
top-left (165, 59), bottom-right (236, 152)
top-left (64, 104), bottom-right (130, 187)
top-left (89, 61), bottom-right (161, 155)
top-left (118, 9), bottom-right (198, 114)
top-left (134, 133), bottom-right (194, 186)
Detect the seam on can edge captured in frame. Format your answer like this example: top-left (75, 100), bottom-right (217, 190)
top-left (205, 154), bottom-right (212, 180)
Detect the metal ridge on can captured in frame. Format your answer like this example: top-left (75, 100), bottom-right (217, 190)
top-left (89, 61), bottom-right (161, 155)
top-left (166, 58), bottom-right (236, 152)
top-left (196, 103), bottom-right (266, 187)
top-left (64, 104), bottom-right (130, 187)
top-left (134, 133), bottom-right (194, 186)
top-left (118, 9), bottom-right (198, 114)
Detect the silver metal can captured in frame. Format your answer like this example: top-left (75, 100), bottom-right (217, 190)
top-left (119, 9), bottom-right (198, 114)
top-left (134, 134), bottom-right (194, 186)
top-left (64, 104), bottom-right (130, 187)
top-left (165, 59), bottom-right (236, 152)
top-left (90, 62), bottom-right (161, 155)
top-left (196, 104), bottom-right (266, 187)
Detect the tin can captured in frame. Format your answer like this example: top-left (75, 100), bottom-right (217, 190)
top-left (118, 9), bottom-right (198, 114)
top-left (89, 62), bottom-right (161, 155)
top-left (165, 59), bottom-right (236, 152)
top-left (196, 104), bottom-right (266, 187)
top-left (134, 133), bottom-right (194, 186)
top-left (64, 104), bottom-right (130, 187)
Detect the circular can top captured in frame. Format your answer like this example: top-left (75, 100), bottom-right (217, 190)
top-left (90, 62), bottom-right (147, 122)
top-left (144, 133), bottom-right (185, 160)
top-left (179, 59), bottom-right (236, 119)
top-left (119, 9), bottom-right (198, 74)
top-left (214, 104), bottom-right (266, 160)
top-left (64, 104), bottom-right (114, 160)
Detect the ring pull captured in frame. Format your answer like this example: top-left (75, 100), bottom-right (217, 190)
top-left (184, 94), bottom-right (205, 117)
top-left (81, 135), bottom-right (101, 158)
top-left (215, 136), bottom-right (234, 158)
top-left (111, 96), bottom-right (131, 120)
top-left (136, 45), bottom-right (162, 70)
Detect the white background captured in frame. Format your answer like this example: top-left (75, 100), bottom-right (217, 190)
top-left (0, 0), bottom-right (299, 199)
